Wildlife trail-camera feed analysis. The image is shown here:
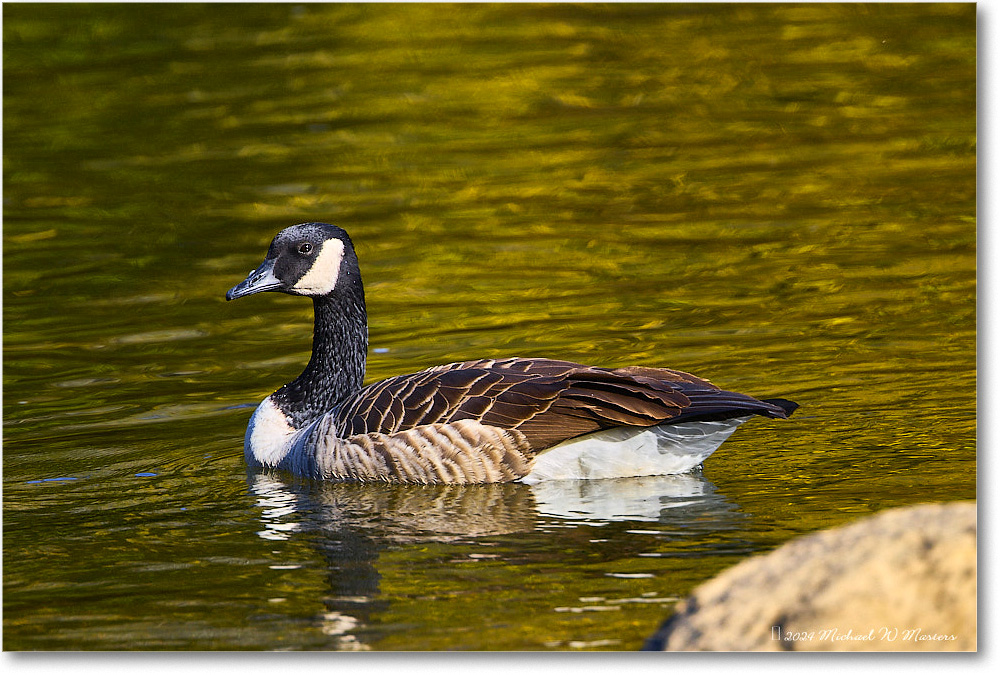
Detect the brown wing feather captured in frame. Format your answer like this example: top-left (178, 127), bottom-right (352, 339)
top-left (610, 365), bottom-right (717, 386)
top-left (335, 357), bottom-right (697, 450)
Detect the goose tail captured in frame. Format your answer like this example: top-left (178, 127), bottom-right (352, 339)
top-left (761, 398), bottom-right (799, 418)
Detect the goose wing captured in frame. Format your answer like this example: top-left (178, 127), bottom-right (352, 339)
top-left (335, 357), bottom-right (789, 450)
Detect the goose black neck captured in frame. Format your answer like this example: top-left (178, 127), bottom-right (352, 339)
top-left (273, 284), bottom-right (368, 429)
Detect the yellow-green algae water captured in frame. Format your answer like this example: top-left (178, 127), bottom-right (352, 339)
top-left (3, 3), bottom-right (975, 650)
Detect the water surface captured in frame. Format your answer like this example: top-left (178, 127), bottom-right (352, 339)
top-left (3, 3), bottom-right (976, 651)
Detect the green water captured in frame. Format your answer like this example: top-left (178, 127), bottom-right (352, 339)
top-left (3, 3), bottom-right (975, 651)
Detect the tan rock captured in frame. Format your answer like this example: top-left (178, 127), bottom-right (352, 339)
top-left (645, 501), bottom-right (976, 651)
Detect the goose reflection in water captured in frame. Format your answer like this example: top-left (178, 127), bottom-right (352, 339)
top-left (249, 470), bottom-right (742, 542)
top-left (247, 471), bottom-right (745, 648)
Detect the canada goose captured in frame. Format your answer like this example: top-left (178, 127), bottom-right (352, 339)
top-left (226, 222), bottom-right (797, 484)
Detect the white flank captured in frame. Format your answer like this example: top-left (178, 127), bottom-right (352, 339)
top-left (292, 238), bottom-right (345, 295)
top-left (520, 418), bottom-right (750, 484)
top-left (245, 397), bottom-right (297, 468)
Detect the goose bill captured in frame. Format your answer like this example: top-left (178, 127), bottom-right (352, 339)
top-left (226, 259), bottom-right (282, 300)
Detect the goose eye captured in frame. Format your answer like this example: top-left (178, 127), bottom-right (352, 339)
top-left (298, 242), bottom-right (313, 255)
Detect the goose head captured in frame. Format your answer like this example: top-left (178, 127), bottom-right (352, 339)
top-left (226, 222), bottom-right (360, 301)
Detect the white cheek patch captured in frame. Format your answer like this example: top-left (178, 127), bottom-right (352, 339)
top-left (292, 239), bottom-right (345, 295)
